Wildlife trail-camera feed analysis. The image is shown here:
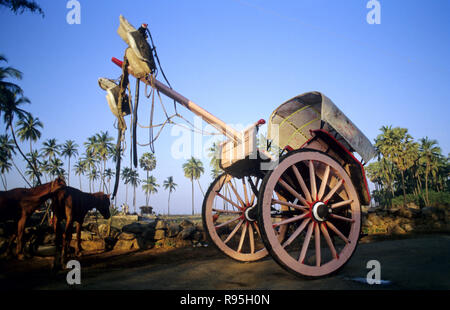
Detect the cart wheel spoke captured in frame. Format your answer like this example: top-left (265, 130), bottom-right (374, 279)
top-left (277, 178), bottom-right (309, 206)
top-left (237, 222), bottom-right (248, 253)
top-left (215, 191), bottom-right (243, 210)
top-left (223, 219), bottom-right (244, 244)
top-left (228, 180), bottom-right (246, 208)
top-left (292, 164), bottom-right (312, 202)
top-left (271, 198), bottom-right (309, 211)
top-left (215, 215), bottom-right (241, 229)
top-left (322, 179), bottom-right (344, 203)
top-left (299, 221), bottom-right (314, 263)
top-left (317, 165), bottom-right (330, 201)
top-left (282, 218), bottom-right (310, 248)
top-left (320, 223), bottom-right (338, 259)
top-left (314, 223), bottom-right (321, 267)
top-left (248, 222), bottom-right (255, 254)
top-left (273, 212), bottom-right (309, 228)
top-left (331, 199), bottom-right (353, 209)
top-left (325, 221), bottom-right (349, 244)
top-left (309, 160), bottom-right (317, 201)
top-left (329, 213), bottom-right (355, 223)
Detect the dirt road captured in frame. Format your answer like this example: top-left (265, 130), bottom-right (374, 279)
top-left (1, 234), bottom-right (449, 290)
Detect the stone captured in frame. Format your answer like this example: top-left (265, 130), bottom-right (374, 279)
top-left (407, 202), bottom-right (420, 210)
top-left (118, 232), bottom-right (136, 240)
top-left (70, 239), bottom-right (105, 252)
top-left (367, 214), bottom-right (382, 226)
top-left (122, 222), bottom-right (146, 234)
top-left (398, 208), bottom-right (413, 219)
top-left (35, 245), bottom-right (57, 256)
top-left (113, 239), bottom-right (140, 251)
top-left (180, 219), bottom-right (194, 228)
top-left (72, 230), bottom-right (97, 241)
top-left (391, 225), bottom-right (406, 235)
top-left (154, 229), bottom-right (165, 240)
top-left (155, 220), bottom-right (167, 230)
top-left (401, 223), bottom-right (414, 232)
top-left (179, 226), bottom-right (196, 240)
top-left (167, 223), bottom-right (181, 238)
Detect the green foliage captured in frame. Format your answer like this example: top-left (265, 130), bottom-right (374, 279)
top-left (391, 191), bottom-right (450, 208)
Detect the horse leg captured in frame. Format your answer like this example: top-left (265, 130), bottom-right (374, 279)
top-left (16, 215), bottom-right (27, 260)
top-left (61, 218), bottom-right (73, 266)
top-left (75, 222), bottom-right (83, 257)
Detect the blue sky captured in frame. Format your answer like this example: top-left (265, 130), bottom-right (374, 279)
top-left (1, 0), bottom-right (449, 214)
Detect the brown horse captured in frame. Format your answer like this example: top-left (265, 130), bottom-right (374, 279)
top-left (0, 177), bottom-right (66, 259)
top-left (51, 186), bottom-right (111, 264)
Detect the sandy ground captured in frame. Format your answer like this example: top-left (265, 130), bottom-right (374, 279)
top-left (0, 234), bottom-right (449, 290)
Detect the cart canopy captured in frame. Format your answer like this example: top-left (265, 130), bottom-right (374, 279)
top-left (268, 92), bottom-right (376, 163)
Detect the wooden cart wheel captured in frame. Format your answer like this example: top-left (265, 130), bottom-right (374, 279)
top-left (202, 173), bottom-right (268, 262)
top-left (257, 149), bottom-right (361, 278)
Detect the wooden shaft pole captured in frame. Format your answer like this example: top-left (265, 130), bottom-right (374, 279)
top-left (112, 57), bottom-right (241, 142)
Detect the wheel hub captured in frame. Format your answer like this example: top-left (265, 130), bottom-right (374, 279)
top-left (244, 205), bottom-right (258, 222)
top-left (311, 201), bottom-right (332, 222)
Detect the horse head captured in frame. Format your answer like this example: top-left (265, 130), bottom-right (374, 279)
top-left (51, 176), bottom-right (67, 192)
top-left (97, 193), bottom-right (111, 219)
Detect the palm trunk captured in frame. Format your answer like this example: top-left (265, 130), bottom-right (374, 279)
top-left (79, 174), bottom-right (82, 191)
top-left (191, 178), bottom-right (194, 215)
top-left (1, 174), bottom-right (7, 190)
top-left (10, 125), bottom-right (40, 186)
top-left (425, 171), bottom-right (429, 206)
top-left (133, 185), bottom-right (136, 214)
top-left (400, 170), bottom-right (407, 207)
top-left (67, 156), bottom-right (71, 186)
top-left (168, 192), bottom-right (171, 216)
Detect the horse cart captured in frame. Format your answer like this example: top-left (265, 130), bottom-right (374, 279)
top-left (99, 16), bottom-right (376, 278)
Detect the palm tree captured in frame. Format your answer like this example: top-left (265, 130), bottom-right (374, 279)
top-left (41, 138), bottom-right (60, 161)
top-left (84, 131), bottom-right (113, 191)
top-left (0, 90), bottom-right (36, 186)
top-left (15, 113), bottom-right (43, 153)
top-left (0, 134), bottom-right (17, 189)
top-left (419, 137), bottom-right (442, 205)
top-left (142, 175), bottom-right (159, 208)
top-left (0, 54), bottom-right (23, 104)
top-left (88, 168), bottom-right (100, 193)
top-left (103, 168), bottom-right (114, 194)
top-left (73, 158), bottom-right (87, 190)
top-left (183, 157), bottom-right (204, 215)
top-left (0, 153), bottom-right (12, 190)
top-left (128, 169), bottom-right (140, 213)
top-left (163, 176), bottom-right (177, 216)
top-left (0, 1), bottom-right (44, 16)
top-left (61, 140), bottom-right (79, 186)
top-left (25, 150), bottom-right (42, 185)
top-left (121, 167), bottom-right (132, 205)
top-left (0, 134), bottom-right (15, 189)
top-left (207, 141), bottom-right (223, 180)
top-left (376, 126), bottom-right (419, 206)
top-left (48, 157), bottom-right (64, 178)
top-left (139, 152), bottom-right (157, 205)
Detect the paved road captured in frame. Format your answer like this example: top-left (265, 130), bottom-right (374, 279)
top-left (1, 234), bottom-right (449, 290)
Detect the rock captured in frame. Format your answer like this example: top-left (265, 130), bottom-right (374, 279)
top-left (72, 230), bottom-right (97, 241)
top-left (401, 223), bottom-right (414, 232)
top-left (113, 239), bottom-right (140, 251)
top-left (407, 202), bottom-right (420, 210)
top-left (43, 233), bottom-right (55, 245)
top-left (192, 231), bottom-right (205, 242)
top-left (391, 225), bottom-right (406, 235)
top-left (179, 226), bottom-right (196, 240)
top-left (167, 223), bottom-right (181, 238)
top-left (367, 214), bottom-right (382, 226)
top-left (180, 219), bottom-right (194, 228)
top-left (142, 228), bottom-right (155, 240)
top-left (118, 232), bottom-right (136, 241)
top-left (122, 222), bottom-right (146, 234)
top-left (155, 220), bottom-right (167, 230)
top-left (70, 239), bottom-right (105, 252)
top-left (154, 229), bottom-right (165, 240)
top-left (398, 208), bottom-right (413, 219)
